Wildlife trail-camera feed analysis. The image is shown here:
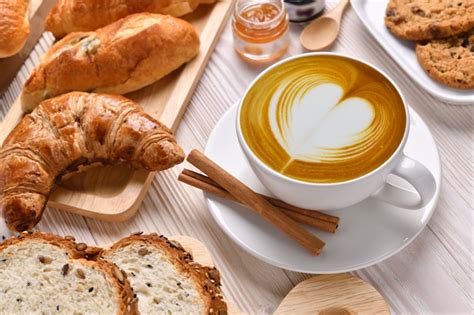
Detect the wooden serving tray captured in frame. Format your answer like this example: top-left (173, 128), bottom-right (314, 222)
top-left (0, 0), bottom-right (234, 221)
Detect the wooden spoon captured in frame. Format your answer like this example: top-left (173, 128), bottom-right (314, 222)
top-left (274, 273), bottom-right (390, 314)
top-left (300, 0), bottom-right (350, 51)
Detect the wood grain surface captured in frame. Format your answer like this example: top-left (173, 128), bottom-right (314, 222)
top-left (0, 1), bottom-right (472, 313)
top-left (274, 273), bottom-right (389, 314)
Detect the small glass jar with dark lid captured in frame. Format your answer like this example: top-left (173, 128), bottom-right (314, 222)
top-left (284, 0), bottom-right (325, 23)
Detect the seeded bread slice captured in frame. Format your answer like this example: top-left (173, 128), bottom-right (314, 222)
top-left (102, 233), bottom-right (227, 315)
top-left (0, 232), bottom-right (138, 314)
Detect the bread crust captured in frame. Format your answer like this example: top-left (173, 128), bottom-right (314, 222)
top-left (22, 13), bottom-right (200, 111)
top-left (0, 0), bottom-right (30, 57)
top-left (45, 0), bottom-right (214, 38)
top-left (0, 92), bottom-right (184, 232)
top-left (103, 233), bottom-right (228, 315)
top-left (0, 231), bottom-right (139, 314)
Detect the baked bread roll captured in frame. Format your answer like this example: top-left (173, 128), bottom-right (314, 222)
top-left (103, 234), bottom-right (227, 314)
top-left (0, 232), bottom-right (138, 314)
top-left (0, 0), bottom-right (30, 58)
top-left (22, 13), bottom-right (200, 112)
top-left (0, 92), bottom-right (184, 232)
top-left (45, 0), bottom-right (214, 38)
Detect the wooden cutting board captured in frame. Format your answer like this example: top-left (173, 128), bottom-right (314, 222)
top-left (0, 0), bottom-right (234, 221)
top-left (274, 273), bottom-right (390, 314)
top-left (170, 235), bottom-right (242, 314)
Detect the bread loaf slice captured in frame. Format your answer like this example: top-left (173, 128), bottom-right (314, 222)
top-left (0, 232), bottom-right (138, 314)
top-left (21, 13), bottom-right (200, 112)
top-left (103, 233), bottom-right (227, 315)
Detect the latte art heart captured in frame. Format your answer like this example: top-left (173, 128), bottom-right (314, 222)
top-left (240, 56), bottom-right (406, 183)
top-left (269, 83), bottom-right (376, 163)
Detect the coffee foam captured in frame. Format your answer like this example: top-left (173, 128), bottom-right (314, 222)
top-left (269, 83), bottom-right (376, 163)
top-left (240, 55), bottom-right (406, 183)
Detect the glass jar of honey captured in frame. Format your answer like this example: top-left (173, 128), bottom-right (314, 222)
top-left (232, 0), bottom-right (290, 63)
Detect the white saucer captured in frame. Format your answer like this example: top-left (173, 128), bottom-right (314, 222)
top-left (204, 103), bottom-right (441, 273)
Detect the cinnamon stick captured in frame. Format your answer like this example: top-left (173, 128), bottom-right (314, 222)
top-left (268, 199), bottom-right (339, 225)
top-left (182, 169), bottom-right (339, 225)
top-left (179, 170), bottom-right (338, 233)
top-left (186, 150), bottom-right (325, 255)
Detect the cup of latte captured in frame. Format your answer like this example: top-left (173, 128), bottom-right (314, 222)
top-left (236, 53), bottom-right (436, 210)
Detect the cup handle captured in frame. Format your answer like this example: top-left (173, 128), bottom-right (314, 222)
top-left (372, 154), bottom-right (437, 210)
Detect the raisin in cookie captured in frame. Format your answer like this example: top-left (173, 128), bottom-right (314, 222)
top-left (385, 0), bottom-right (474, 40)
top-left (416, 30), bottom-right (474, 89)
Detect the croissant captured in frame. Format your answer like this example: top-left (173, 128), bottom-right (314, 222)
top-left (45, 0), bottom-right (215, 38)
top-left (0, 0), bottom-right (30, 58)
top-left (22, 13), bottom-right (200, 112)
top-left (0, 92), bottom-right (184, 232)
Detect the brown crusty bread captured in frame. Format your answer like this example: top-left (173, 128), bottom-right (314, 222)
top-left (0, 231), bottom-right (138, 314)
top-left (0, 0), bottom-right (30, 58)
top-left (45, 0), bottom-right (215, 38)
top-left (21, 13), bottom-right (200, 112)
top-left (102, 233), bottom-right (228, 315)
top-left (0, 92), bottom-right (184, 232)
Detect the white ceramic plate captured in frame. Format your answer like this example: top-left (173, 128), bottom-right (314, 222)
top-left (204, 103), bottom-right (441, 273)
top-left (351, 0), bottom-right (474, 105)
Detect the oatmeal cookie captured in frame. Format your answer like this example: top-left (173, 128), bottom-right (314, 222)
top-left (385, 0), bottom-right (474, 40)
top-left (416, 30), bottom-right (474, 89)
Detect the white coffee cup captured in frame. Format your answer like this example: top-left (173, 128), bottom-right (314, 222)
top-left (236, 52), bottom-right (436, 210)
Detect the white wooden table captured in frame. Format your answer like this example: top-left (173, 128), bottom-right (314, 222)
top-left (1, 3), bottom-right (472, 313)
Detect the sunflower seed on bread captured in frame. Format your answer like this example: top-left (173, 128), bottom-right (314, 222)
top-left (102, 234), bottom-right (227, 315)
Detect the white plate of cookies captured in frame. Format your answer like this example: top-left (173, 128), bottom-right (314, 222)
top-left (352, 0), bottom-right (474, 105)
